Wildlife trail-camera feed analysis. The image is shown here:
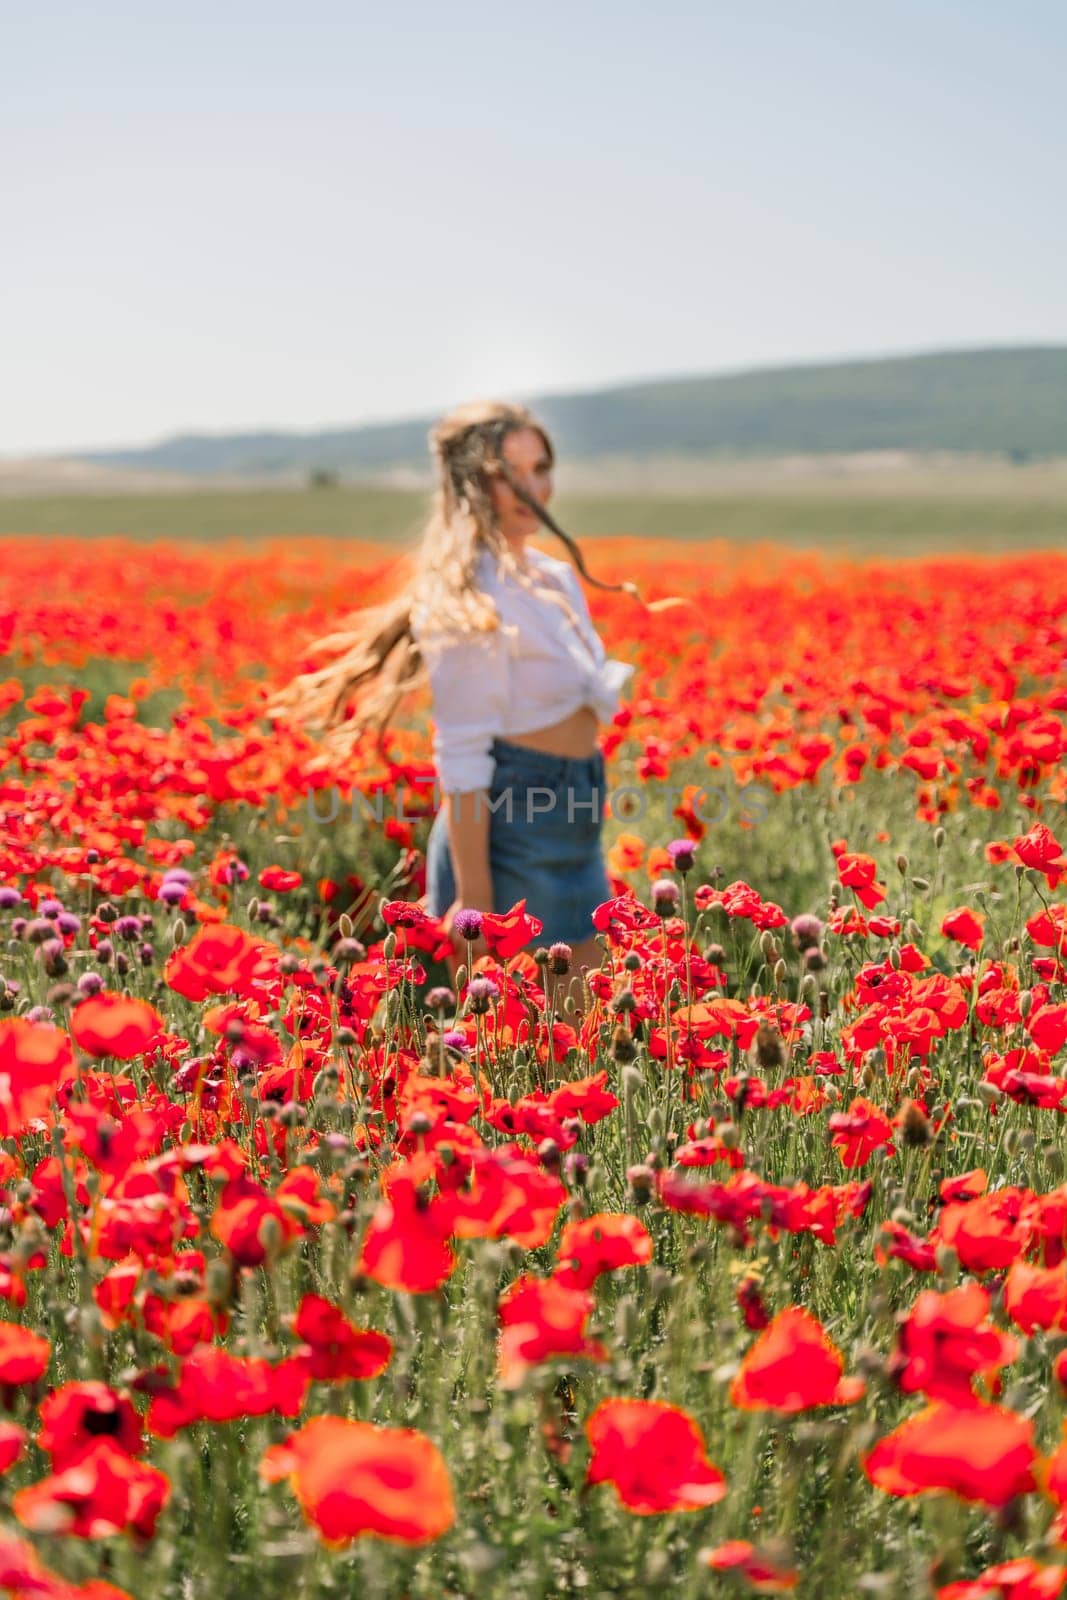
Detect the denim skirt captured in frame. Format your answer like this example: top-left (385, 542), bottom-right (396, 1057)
top-left (426, 736), bottom-right (611, 947)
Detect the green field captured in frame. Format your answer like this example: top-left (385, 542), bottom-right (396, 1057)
top-left (1, 479), bottom-right (1066, 555)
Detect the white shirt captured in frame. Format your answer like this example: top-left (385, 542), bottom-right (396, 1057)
top-left (412, 543), bottom-right (634, 793)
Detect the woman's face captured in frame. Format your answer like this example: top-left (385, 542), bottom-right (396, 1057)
top-left (487, 426), bottom-right (554, 539)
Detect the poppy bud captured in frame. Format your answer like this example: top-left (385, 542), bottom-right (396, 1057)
top-left (773, 958), bottom-right (787, 987)
top-left (338, 912), bottom-right (354, 938)
top-left (382, 932), bottom-right (397, 960)
top-left (611, 1025), bottom-right (638, 1064)
top-left (1019, 989), bottom-right (1033, 1018)
top-left (333, 938), bottom-right (365, 967)
top-left (206, 1257), bottom-right (234, 1309)
top-left (705, 943), bottom-right (727, 966)
top-left (934, 827), bottom-right (946, 849)
top-left (549, 942), bottom-right (572, 976)
top-left (900, 1102), bottom-right (932, 1148)
top-left (627, 1164), bottom-right (655, 1203)
top-left (538, 1138), bottom-right (561, 1170)
top-left (651, 879), bottom-right (679, 918)
top-left (896, 854), bottom-right (908, 875)
top-left (911, 876), bottom-right (930, 892)
top-left (564, 1151), bottom-right (589, 1187)
top-left (623, 951), bottom-right (642, 972)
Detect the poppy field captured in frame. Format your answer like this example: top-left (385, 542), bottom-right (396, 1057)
top-left (1, 532), bottom-right (1067, 1599)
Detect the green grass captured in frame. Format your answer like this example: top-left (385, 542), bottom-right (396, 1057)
top-left (1, 483), bottom-right (1065, 554)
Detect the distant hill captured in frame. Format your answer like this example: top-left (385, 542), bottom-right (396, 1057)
top-left (79, 346), bottom-right (1067, 477)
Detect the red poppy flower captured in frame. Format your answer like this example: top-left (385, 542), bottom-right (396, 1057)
top-left (0, 1017), bottom-right (75, 1137)
top-left (290, 1294), bottom-right (392, 1382)
top-left (0, 1424), bottom-right (25, 1475)
top-left (0, 1321), bottom-right (51, 1387)
top-left (941, 907), bottom-right (985, 950)
top-left (828, 1097), bottom-right (895, 1168)
top-left (380, 900), bottom-right (453, 963)
top-left (730, 1306), bottom-right (864, 1412)
top-left (1013, 823), bottom-right (1067, 888)
top-left (356, 1167), bottom-right (457, 1294)
top-left (552, 1213), bottom-right (653, 1290)
top-left (260, 1415), bottom-right (454, 1547)
top-left (69, 993), bottom-right (165, 1060)
top-left (1003, 1260), bottom-right (1067, 1334)
top-left (13, 1438), bottom-right (170, 1540)
top-left (144, 1347), bottom-right (309, 1438)
top-left (940, 1169), bottom-right (988, 1202)
top-left (0, 1534), bottom-right (131, 1597)
top-left (479, 900), bottom-right (544, 960)
top-left (439, 1144), bottom-right (566, 1250)
top-left (164, 923), bottom-right (269, 1001)
top-left (835, 851), bottom-right (888, 909)
top-left (937, 1560), bottom-right (1067, 1600)
top-left (863, 1401), bottom-right (1037, 1506)
top-left (889, 1284), bottom-right (1019, 1405)
top-left (258, 865), bottom-right (302, 892)
top-left (37, 1382), bottom-right (144, 1468)
top-left (702, 1540), bottom-right (799, 1592)
top-left (936, 1189), bottom-right (1038, 1274)
top-left (547, 1071), bottom-right (620, 1123)
top-left (584, 1398), bottom-right (726, 1515)
top-left (209, 1172), bottom-right (299, 1267)
top-left (497, 1275), bottom-right (607, 1388)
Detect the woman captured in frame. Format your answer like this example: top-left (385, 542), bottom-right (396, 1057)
top-left (267, 399), bottom-right (636, 1014)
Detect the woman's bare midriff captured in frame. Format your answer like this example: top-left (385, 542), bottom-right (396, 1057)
top-left (503, 703), bottom-right (599, 758)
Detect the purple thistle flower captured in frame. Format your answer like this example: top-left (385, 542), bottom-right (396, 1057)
top-left (666, 838), bottom-right (696, 873)
top-left (76, 972), bottom-right (105, 997)
top-left (218, 857), bottom-right (249, 885)
top-left (159, 880), bottom-right (187, 906)
top-left (26, 1005), bottom-right (54, 1024)
top-left (0, 888), bottom-right (23, 911)
top-left (790, 913), bottom-right (825, 951)
top-left (112, 915), bottom-right (141, 941)
top-left (162, 867), bottom-right (192, 884)
top-left (56, 912), bottom-right (81, 935)
top-left (651, 878), bottom-right (680, 916)
top-left (39, 898), bottom-right (64, 918)
top-left (548, 941), bottom-right (572, 975)
top-left (426, 986), bottom-right (456, 1011)
top-left (466, 976), bottom-right (499, 1015)
top-left (442, 1030), bottom-right (469, 1054)
top-left (453, 908), bottom-right (484, 941)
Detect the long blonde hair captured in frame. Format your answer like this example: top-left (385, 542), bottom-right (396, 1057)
top-left (266, 398), bottom-right (636, 760)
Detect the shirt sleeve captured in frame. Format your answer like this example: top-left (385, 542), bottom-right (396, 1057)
top-left (557, 563), bottom-right (636, 711)
top-left (417, 624), bottom-right (512, 793)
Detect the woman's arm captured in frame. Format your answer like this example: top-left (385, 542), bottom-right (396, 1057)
top-left (444, 789), bottom-right (493, 909)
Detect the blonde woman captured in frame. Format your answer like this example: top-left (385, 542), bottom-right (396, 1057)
top-left (268, 400), bottom-right (636, 1015)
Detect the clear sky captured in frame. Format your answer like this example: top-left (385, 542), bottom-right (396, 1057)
top-left (3, 1), bottom-right (1064, 455)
